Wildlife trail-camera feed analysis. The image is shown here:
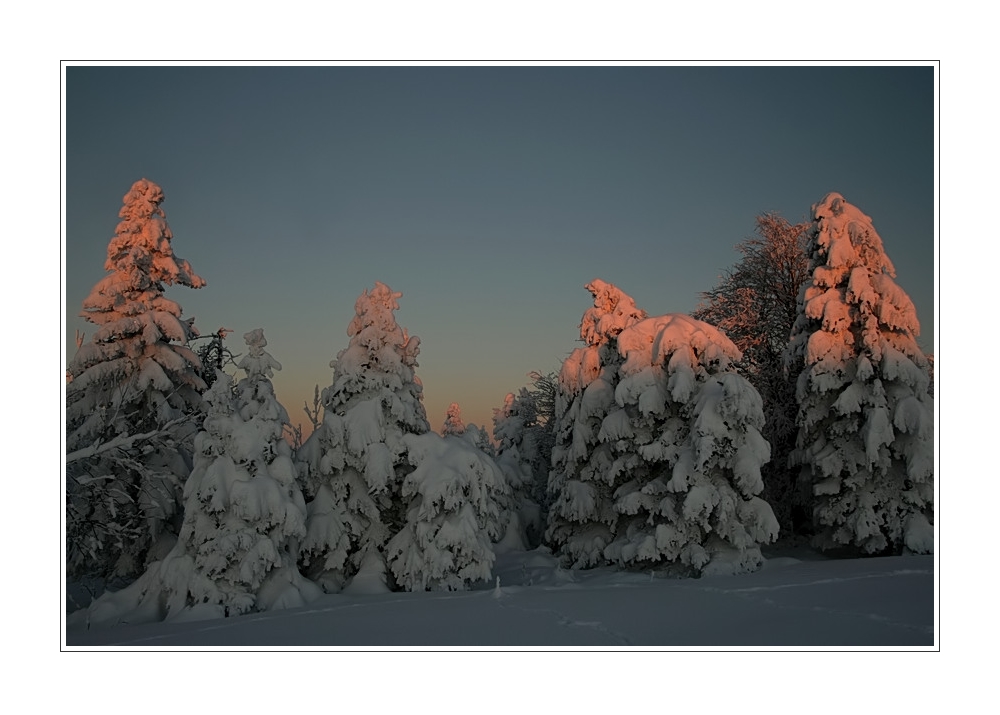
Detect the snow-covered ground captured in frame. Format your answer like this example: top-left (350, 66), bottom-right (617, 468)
top-left (64, 543), bottom-right (934, 649)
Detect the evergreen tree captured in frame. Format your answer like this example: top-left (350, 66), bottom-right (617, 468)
top-left (525, 370), bottom-right (558, 510)
top-left (442, 402), bottom-right (466, 437)
top-left (71, 331), bottom-right (320, 625)
top-left (493, 390), bottom-right (543, 548)
top-left (546, 280), bottom-right (647, 567)
top-left (787, 193), bottom-right (933, 555)
top-left (298, 282), bottom-right (430, 591)
top-left (602, 314), bottom-right (779, 575)
top-left (386, 431), bottom-right (508, 591)
top-left (150, 329), bottom-right (317, 617)
top-left (694, 213), bottom-right (811, 534)
top-left (67, 178), bottom-right (206, 582)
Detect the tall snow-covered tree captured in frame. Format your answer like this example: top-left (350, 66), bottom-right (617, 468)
top-left (786, 192), bottom-right (934, 555)
top-left (694, 213), bottom-right (811, 534)
top-left (298, 282), bottom-right (431, 591)
top-left (602, 314), bottom-right (779, 576)
top-left (386, 431), bottom-right (508, 591)
top-left (546, 279), bottom-right (647, 567)
top-left (67, 178), bottom-right (206, 582)
top-left (166, 329), bottom-right (316, 616)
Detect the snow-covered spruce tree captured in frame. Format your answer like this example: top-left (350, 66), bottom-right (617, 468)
top-left (67, 178), bottom-right (206, 582)
top-left (546, 279), bottom-right (647, 567)
top-left (298, 282), bottom-right (431, 591)
top-left (386, 431), bottom-right (508, 591)
top-left (70, 331), bottom-right (320, 627)
top-left (694, 213), bottom-right (811, 535)
top-left (603, 314), bottom-right (779, 576)
top-left (493, 390), bottom-right (544, 548)
top-left (442, 402), bottom-right (466, 437)
top-left (161, 329), bottom-right (317, 617)
top-left (786, 192), bottom-right (933, 555)
top-left (442, 402), bottom-right (495, 457)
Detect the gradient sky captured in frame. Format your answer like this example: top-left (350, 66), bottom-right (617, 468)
top-left (64, 65), bottom-right (936, 437)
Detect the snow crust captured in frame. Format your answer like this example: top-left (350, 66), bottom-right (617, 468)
top-left (67, 546), bottom-right (935, 648)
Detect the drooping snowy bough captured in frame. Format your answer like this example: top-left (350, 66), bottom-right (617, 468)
top-left (547, 280), bottom-right (778, 576)
top-left (66, 179), bottom-right (206, 582)
top-left (787, 193), bottom-right (934, 555)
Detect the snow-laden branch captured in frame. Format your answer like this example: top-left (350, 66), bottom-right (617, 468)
top-left (66, 417), bottom-right (189, 465)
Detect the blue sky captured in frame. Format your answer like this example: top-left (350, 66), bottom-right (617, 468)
top-left (64, 64), bottom-right (935, 435)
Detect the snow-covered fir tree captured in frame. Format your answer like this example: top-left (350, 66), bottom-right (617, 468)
top-left (70, 330), bottom-right (320, 626)
top-left (602, 314), bottom-right (779, 576)
top-left (386, 431), bottom-right (508, 591)
top-left (493, 390), bottom-right (544, 548)
top-left (786, 192), bottom-right (934, 555)
top-left (66, 178), bottom-right (206, 582)
top-left (298, 282), bottom-right (431, 591)
top-left (546, 279), bottom-right (647, 567)
top-left (163, 329), bottom-right (317, 616)
top-left (442, 402), bottom-right (466, 437)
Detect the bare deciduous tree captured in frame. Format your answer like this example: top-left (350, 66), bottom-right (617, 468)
top-left (694, 212), bottom-right (811, 535)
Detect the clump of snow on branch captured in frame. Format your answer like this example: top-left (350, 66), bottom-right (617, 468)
top-left (786, 192), bottom-right (934, 555)
top-left (66, 178), bottom-right (206, 583)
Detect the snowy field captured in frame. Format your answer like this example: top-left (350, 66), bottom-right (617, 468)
top-left (65, 544), bottom-right (935, 649)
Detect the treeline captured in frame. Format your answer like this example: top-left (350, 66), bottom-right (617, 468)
top-left (66, 181), bottom-right (933, 626)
